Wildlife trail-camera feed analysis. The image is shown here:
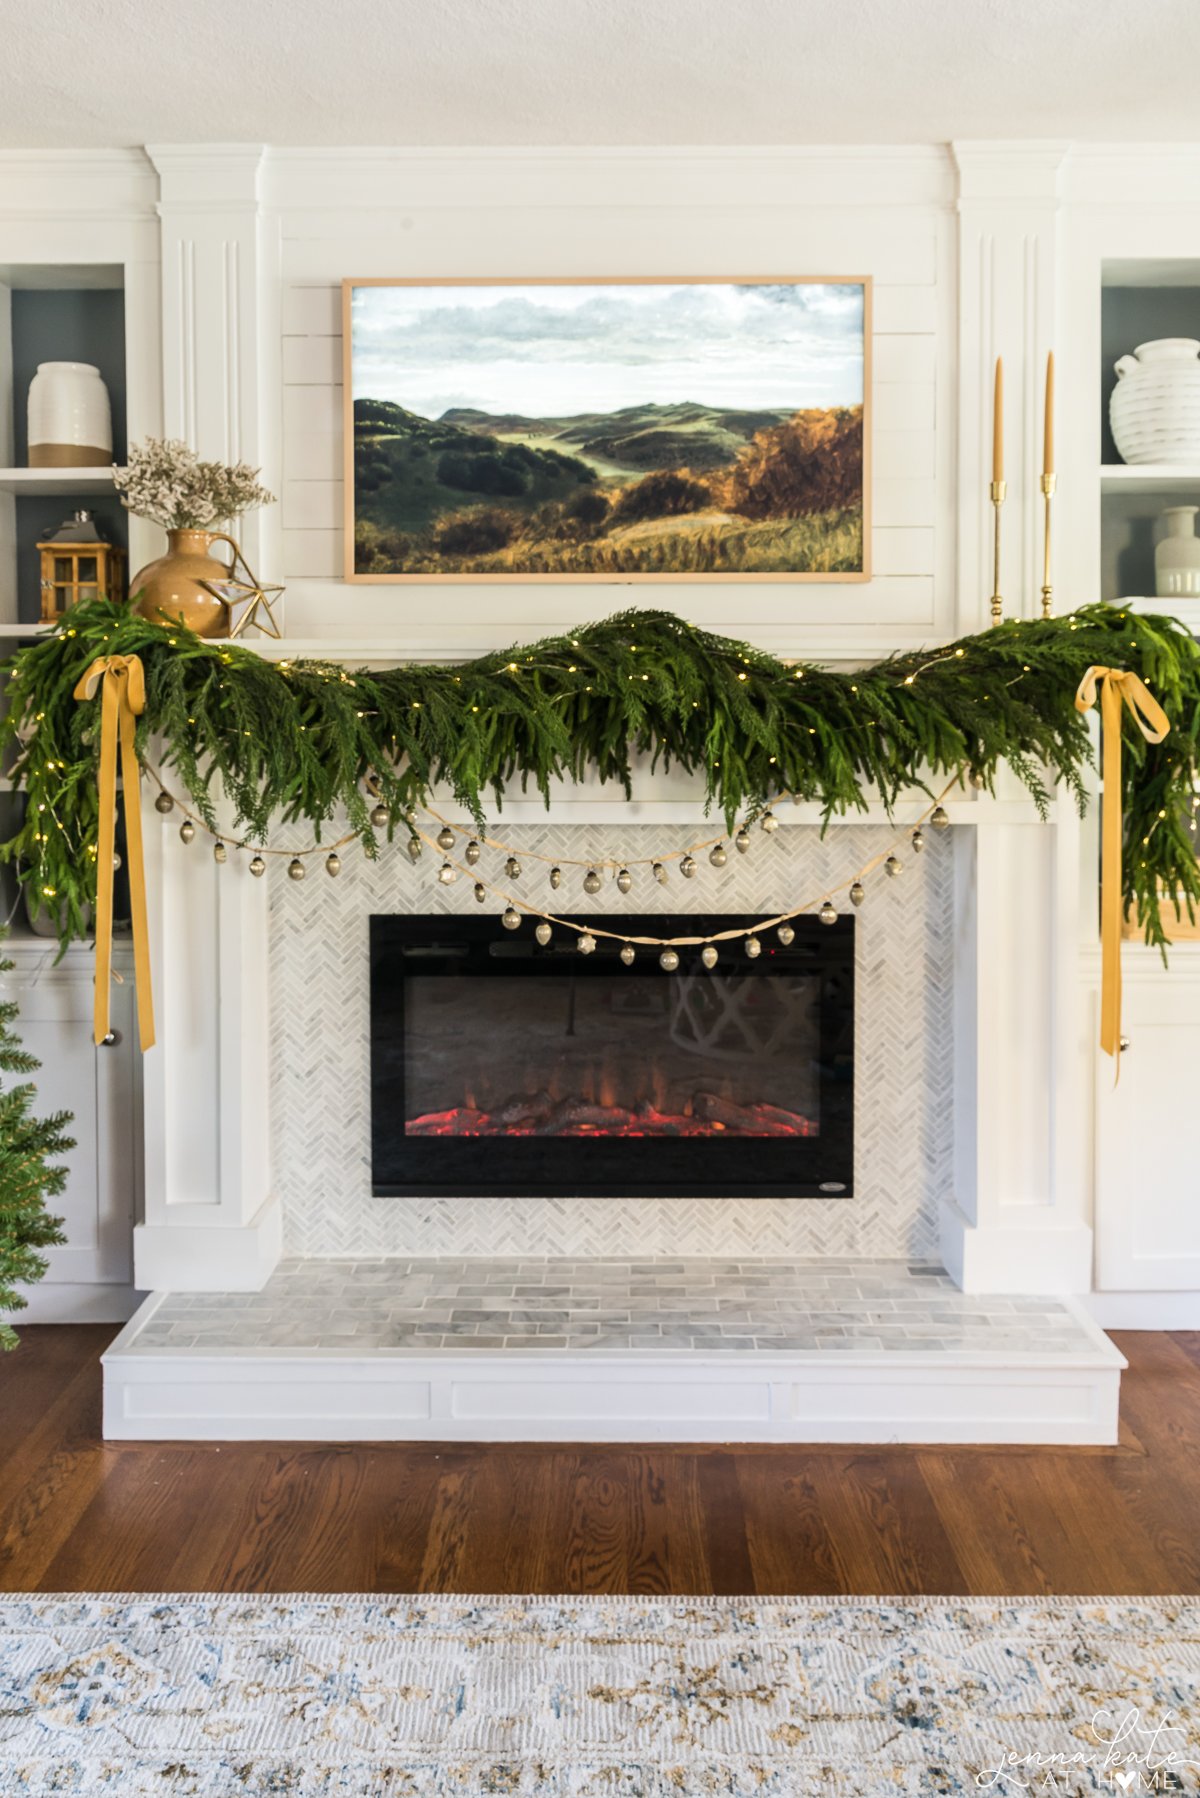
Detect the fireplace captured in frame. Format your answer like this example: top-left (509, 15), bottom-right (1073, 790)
top-left (369, 913), bottom-right (854, 1199)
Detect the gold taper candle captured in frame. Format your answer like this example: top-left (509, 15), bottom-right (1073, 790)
top-left (992, 357), bottom-right (1004, 483)
top-left (1043, 351), bottom-right (1055, 477)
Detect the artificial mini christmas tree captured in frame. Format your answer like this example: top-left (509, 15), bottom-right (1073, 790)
top-left (0, 933), bottom-right (71, 1349)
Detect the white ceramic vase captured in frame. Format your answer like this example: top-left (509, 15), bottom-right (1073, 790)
top-left (1110, 339), bottom-right (1200, 465)
top-left (27, 361), bottom-right (112, 468)
top-left (1155, 505), bottom-right (1200, 599)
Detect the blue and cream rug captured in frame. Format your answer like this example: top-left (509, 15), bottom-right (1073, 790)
top-left (1, 1593), bottom-right (1198, 1794)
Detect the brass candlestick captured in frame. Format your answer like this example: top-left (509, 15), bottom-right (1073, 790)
top-left (989, 479), bottom-right (1006, 626)
top-left (1040, 471), bottom-right (1056, 618)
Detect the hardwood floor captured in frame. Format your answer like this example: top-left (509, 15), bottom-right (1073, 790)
top-left (1, 1325), bottom-right (1198, 1596)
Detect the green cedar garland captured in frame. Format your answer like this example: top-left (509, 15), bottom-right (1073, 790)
top-left (1, 597), bottom-right (1198, 955)
top-left (0, 931), bottom-right (72, 1349)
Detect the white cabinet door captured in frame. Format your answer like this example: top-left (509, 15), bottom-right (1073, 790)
top-left (1, 950), bottom-right (140, 1309)
top-left (1094, 968), bottom-right (1200, 1290)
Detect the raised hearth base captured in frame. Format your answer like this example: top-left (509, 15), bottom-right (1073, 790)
top-left (102, 1258), bottom-right (1124, 1445)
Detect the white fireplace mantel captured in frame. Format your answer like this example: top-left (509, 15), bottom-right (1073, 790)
top-left (130, 762), bottom-right (1095, 1297)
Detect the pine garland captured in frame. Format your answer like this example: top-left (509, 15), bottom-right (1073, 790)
top-left (2, 599), bottom-right (1198, 954)
top-left (0, 932), bottom-right (72, 1349)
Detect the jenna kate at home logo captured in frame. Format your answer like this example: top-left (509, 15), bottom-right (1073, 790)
top-left (977, 1707), bottom-right (1193, 1791)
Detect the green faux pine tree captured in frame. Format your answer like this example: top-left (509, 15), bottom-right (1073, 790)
top-left (0, 933), bottom-right (72, 1350)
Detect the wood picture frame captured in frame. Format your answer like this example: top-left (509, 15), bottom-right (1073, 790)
top-left (342, 275), bottom-right (871, 584)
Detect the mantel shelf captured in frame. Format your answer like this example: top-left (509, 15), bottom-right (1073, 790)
top-left (1100, 464), bottom-right (1200, 496)
top-left (0, 466), bottom-right (118, 497)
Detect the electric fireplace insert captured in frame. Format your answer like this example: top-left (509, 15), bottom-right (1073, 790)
top-left (370, 913), bottom-right (854, 1199)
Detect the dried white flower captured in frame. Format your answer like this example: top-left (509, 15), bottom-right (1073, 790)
top-left (113, 438), bottom-right (275, 530)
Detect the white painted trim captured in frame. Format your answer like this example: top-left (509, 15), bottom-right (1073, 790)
top-left (940, 1203), bottom-right (1095, 1295)
top-left (6, 1283), bottom-right (141, 1326)
top-left (1082, 1292), bottom-right (1200, 1330)
top-left (102, 1297), bottom-right (1123, 1445)
top-left (132, 1194), bottom-right (283, 1292)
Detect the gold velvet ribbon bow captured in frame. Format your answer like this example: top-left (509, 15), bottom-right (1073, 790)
top-left (72, 655), bottom-right (155, 1051)
top-left (1074, 665), bottom-right (1170, 1063)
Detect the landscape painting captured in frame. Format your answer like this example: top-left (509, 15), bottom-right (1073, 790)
top-left (344, 277), bottom-right (869, 582)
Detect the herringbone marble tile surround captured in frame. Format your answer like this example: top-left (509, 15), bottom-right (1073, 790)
top-left (270, 823), bottom-right (953, 1260)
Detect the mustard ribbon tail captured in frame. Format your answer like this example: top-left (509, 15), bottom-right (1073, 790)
top-left (1074, 665), bottom-right (1170, 1070)
top-left (73, 655), bottom-right (156, 1052)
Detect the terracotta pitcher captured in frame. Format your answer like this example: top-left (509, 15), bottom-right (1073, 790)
top-left (130, 528), bottom-right (240, 637)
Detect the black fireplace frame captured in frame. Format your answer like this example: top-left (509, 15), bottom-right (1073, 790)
top-left (369, 912), bottom-right (854, 1200)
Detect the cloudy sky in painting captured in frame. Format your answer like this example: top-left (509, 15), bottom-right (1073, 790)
top-left (350, 281), bottom-right (864, 419)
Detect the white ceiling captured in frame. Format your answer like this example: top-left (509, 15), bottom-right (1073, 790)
top-left (4, 0), bottom-right (1198, 149)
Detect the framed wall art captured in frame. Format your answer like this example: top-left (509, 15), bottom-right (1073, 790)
top-left (343, 276), bottom-right (870, 583)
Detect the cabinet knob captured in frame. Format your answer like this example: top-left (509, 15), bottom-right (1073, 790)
top-left (1119, 1036), bottom-right (1131, 1053)
top-left (99, 1029), bottom-right (122, 1048)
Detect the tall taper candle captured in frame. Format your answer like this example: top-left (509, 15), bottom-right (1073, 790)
top-left (1043, 351), bottom-right (1055, 477)
top-left (993, 357), bottom-right (1004, 483)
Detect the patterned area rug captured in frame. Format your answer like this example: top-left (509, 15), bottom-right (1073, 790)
top-left (1, 1593), bottom-right (1198, 1795)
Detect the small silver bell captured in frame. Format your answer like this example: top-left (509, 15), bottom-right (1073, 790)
top-left (930, 806), bottom-right (950, 832)
top-left (438, 861), bottom-right (457, 884)
top-left (850, 880), bottom-right (865, 906)
top-left (819, 899), bottom-right (837, 925)
top-left (436, 826), bottom-right (456, 851)
top-left (653, 862), bottom-right (667, 884)
top-left (370, 803), bottom-right (389, 829)
top-left (213, 842), bottom-right (227, 864)
top-left (680, 855), bottom-right (697, 879)
top-left (659, 948), bottom-right (680, 972)
top-left (288, 857), bottom-right (306, 881)
top-left (549, 865), bottom-right (562, 889)
top-left (249, 855), bottom-right (266, 878)
top-left (501, 906), bottom-right (521, 930)
top-left (583, 868), bottom-right (602, 894)
top-left (179, 820), bottom-right (195, 844)
top-left (154, 791), bottom-right (174, 815)
top-left (535, 921), bottom-right (552, 946)
top-left (760, 811), bottom-right (780, 834)
top-left (465, 840), bottom-right (482, 865)
top-left (473, 881), bottom-right (486, 903)
top-left (406, 836), bottom-right (422, 862)
top-left (709, 843), bottom-right (727, 868)
top-left (505, 856), bottom-right (522, 879)
top-left (885, 855), bottom-right (902, 878)
top-left (701, 943), bottom-right (718, 969)
top-left (744, 935), bottom-right (762, 959)
top-left (325, 852), bottom-right (341, 877)
top-left (578, 931), bottom-right (597, 955)
top-left (776, 924), bottom-right (795, 946)
top-left (735, 829), bottom-right (751, 854)
top-left (616, 867), bottom-right (632, 894)
top-left (911, 828), bottom-right (925, 854)
top-left (620, 942), bottom-right (636, 966)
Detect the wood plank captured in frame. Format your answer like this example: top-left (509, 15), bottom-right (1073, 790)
top-left (2, 1328), bottom-right (1200, 1596)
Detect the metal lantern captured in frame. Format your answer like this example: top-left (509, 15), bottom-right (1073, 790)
top-left (37, 510), bottom-right (124, 622)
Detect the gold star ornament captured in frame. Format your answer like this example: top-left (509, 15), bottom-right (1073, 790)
top-left (198, 544), bottom-right (284, 640)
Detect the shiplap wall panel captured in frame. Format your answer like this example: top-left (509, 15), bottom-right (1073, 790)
top-left (268, 153), bottom-right (954, 651)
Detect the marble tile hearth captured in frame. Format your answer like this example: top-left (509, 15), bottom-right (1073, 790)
top-left (126, 1257), bottom-right (1097, 1356)
top-left (104, 1257), bottom-right (1123, 1445)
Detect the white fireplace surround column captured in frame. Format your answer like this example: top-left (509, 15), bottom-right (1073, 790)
top-left (134, 146), bottom-right (283, 1291)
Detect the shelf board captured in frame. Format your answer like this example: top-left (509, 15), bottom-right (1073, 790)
top-left (0, 466), bottom-right (118, 497)
top-left (1101, 464), bottom-right (1200, 496)
top-left (1123, 595), bottom-right (1200, 632)
top-left (0, 623), bottom-right (52, 639)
